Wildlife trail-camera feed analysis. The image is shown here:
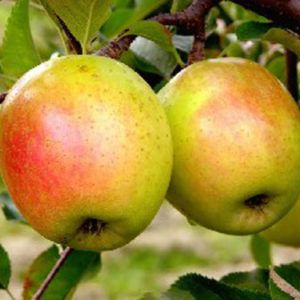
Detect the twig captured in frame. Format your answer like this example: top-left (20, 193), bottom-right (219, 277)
top-left (5, 289), bottom-right (16, 300)
top-left (32, 247), bottom-right (74, 300)
top-left (232, 0), bottom-right (300, 36)
top-left (0, 93), bottom-right (7, 104)
top-left (188, 16), bottom-right (206, 64)
top-left (96, 35), bottom-right (135, 59)
top-left (285, 49), bottom-right (299, 102)
top-left (97, 0), bottom-right (218, 61)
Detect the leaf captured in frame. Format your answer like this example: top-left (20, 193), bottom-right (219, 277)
top-left (236, 21), bottom-right (300, 57)
top-left (172, 35), bottom-right (194, 53)
top-left (221, 269), bottom-right (269, 294)
top-left (112, 0), bottom-right (133, 9)
top-left (46, 0), bottom-right (112, 53)
top-left (123, 21), bottom-right (172, 51)
top-left (222, 42), bottom-right (245, 58)
top-left (264, 28), bottom-right (300, 58)
top-left (23, 245), bottom-right (101, 300)
top-left (250, 235), bottom-right (272, 269)
top-left (133, 0), bottom-right (169, 21)
top-left (123, 21), bottom-right (183, 65)
top-left (0, 244), bottom-right (11, 289)
top-left (171, 0), bottom-right (192, 13)
top-left (1, 0), bottom-right (40, 77)
top-left (162, 288), bottom-right (195, 300)
top-left (101, 0), bottom-right (168, 40)
top-left (170, 273), bottom-right (270, 300)
top-left (130, 37), bottom-right (177, 79)
top-left (269, 262), bottom-right (300, 300)
top-left (266, 56), bottom-right (286, 83)
top-left (101, 8), bottom-right (134, 39)
top-left (236, 21), bottom-right (273, 40)
top-left (0, 193), bottom-right (26, 223)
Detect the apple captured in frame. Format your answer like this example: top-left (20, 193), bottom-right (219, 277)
top-left (158, 57), bottom-right (300, 235)
top-left (0, 55), bottom-right (173, 252)
top-left (261, 197), bottom-right (300, 247)
top-left (0, 176), bottom-right (6, 194)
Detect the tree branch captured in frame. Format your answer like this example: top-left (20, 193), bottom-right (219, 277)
top-left (286, 49), bottom-right (299, 102)
top-left (96, 35), bottom-right (135, 59)
top-left (188, 18), bottom-right (206, 64)
top-left (32, 247), bottom-right (74, 300)
top-left (97, 0), bottom-right (217, 61)
top-left (231, 0), bottom-right (300, 36)
top-left (96, 0), bottom-right (300, 62)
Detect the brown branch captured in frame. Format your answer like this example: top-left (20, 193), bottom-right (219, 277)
top-left (96, 0), bottom-right (300, 62)
top-left (0, 93), bottom-right (7, 104)
top-left (188, 18), bottom-right (206, 64)
top-left (32, 247), bottom-right (74, 300)
top-left (286, 49), bottom-right (299, 102)
top-left (96, 35), bottom-right (135, 59)
top-left (231, 0), bottom-right (300, 36)
top-left (96, 0), bottom-right (218, 61)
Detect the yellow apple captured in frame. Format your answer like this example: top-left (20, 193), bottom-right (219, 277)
top-left (0, 55), bottom-right (173, 251)
top-left (158, 57), bottom-right (300, 235)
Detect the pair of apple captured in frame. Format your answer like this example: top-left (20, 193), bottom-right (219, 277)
top-left (0, 55), bottom-right (299, 252)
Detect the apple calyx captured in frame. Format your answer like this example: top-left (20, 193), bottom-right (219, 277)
top-left (79, 218), bottom-right (107, 236)
top-left (244, 194), bottom-right (270, 212)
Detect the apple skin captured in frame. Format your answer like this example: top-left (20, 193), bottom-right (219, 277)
top-left (261, 197), bottom-right (300, 247)
top-left (0, 55), bottom-right (173, 252)
top-left (158, 57), bottom-right (300, 235)
top-left (0, 176), bottom-right (7, 194)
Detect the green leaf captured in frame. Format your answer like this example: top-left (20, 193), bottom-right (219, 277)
top-left (221, 269), bottom-right (269, 294)
top-left (122, 21), bottom-right (183, 65)
top-left (236, 21), bottom-right (273, 41)
top-left (0, 244), bottom-right (11, 289)
top-left (250, 235), bottom-right (272, 269)
top-left (1, 0), bottom-right (40, 77)
top-left (172, 35), bottom-right (193, 53)
top-left (269, 262), bottom-right (300, 300)
top-left (130, 37), bottom-right (177, 79)
top-left (236, 21), bottom-right (300, 57)
top-left (101, 8), bottom-right (134, 39)
top-left (0, 193), bottom-right (26, 223)
top-left (171, 0), bottom-right (192, 13)
top-left (112, 0), bottom-right (133, 9)
top-left (266, 56), bottom-right (286, 83)
top-left (133, 0), bottom-right (168, 21)
top-left (123, 21), bottom-right (172, 51)
top-left (101, 0), bottom-right (168, 40)
top-left (23, 245), bottom-right (101, 300)
top-left (170, 273), bottom-right (270, 300)
top-left (222, 41), bottom-right (245, 58)
top-left (46, 0), bottom-right (112, 53)
top-left (162, 288), bottom-right (195, 300)
top-left (264, 28), bottom-right (300, 58)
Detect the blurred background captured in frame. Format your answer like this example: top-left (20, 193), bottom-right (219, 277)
top-left (0, 202), bottom-right (299, 300)
top-left (0, 0), bottom-right (299, 299)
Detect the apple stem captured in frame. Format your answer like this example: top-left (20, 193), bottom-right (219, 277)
top-left (285, 49), bottom-right (299, 102)
top-left (32, 246), bottom-right (74, 300)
